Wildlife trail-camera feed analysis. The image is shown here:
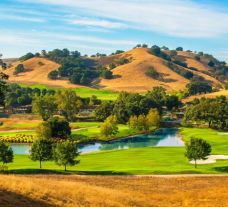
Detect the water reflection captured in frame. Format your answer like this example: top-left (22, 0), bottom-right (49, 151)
top-left (10, 128), bottom-right (184, 155)
top-left (78, 128), bottom-right (184, 154)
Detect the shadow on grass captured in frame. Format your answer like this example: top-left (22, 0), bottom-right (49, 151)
top-left (6, 169), bottom-right (71, 175)
top-left (5, 169), bottom-right (206, 176)
top-left (75, 170), bottom-right (130, 175)
top-left (213, 166), bottom-right (228, 173)
top-left (0, 189), bottom-right (53, 207)
top-left (5, 169), bottom-right (131, 175)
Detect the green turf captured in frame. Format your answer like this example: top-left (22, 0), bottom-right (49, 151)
top-left (72, 124), bottom-right (137, 141)
top-left (180, 127), bottom-right (228, 154)
top-left (8, 147), bottom-right (228, 175)
top-left (70, 121), bottom-right (102, 129)
top-left (0, 131), bottom-right (35, 136)
top-left (5, 127), bottom-right (228, 175)
top-left (19, 83), bottom-right (118, 100)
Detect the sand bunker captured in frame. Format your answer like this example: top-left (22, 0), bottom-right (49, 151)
top-left (190, 155), bottom-right (228, 165)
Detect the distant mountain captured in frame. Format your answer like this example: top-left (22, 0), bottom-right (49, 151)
top-left (2, 58), bottom-right (18, 66)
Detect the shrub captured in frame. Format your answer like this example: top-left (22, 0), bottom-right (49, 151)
top-left (109, 63), bottom-right (116, 70)
top-left (13, 64), bottom-right (25, 75)
top-left (48, 70), bottom-right (59, 80)
top-left (208, 61), bottom-right (215, 67)
top-left (146, 67), bottom-right (160, 79)
top-left (176, 47), bottom-right (183, 51)
top-left (115, 58), bottom-right (129, 66)
top-left (173, 60), bottom-right (187, 68)
top-left (19, 53), bottom-right (34, 61)
top-left (0, 134), bottom-right (35, 143)
top-left (101, 70), bottom-right (113, 79)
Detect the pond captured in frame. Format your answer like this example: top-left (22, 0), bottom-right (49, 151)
top-left (10, 128), bottom-right (184, 155)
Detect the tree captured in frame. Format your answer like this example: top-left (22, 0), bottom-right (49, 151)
top-left (36, 121), bottom-right (52, 139)
top-left (0, 54), bottom-right (7, 70)
top-left (55, 90), bottom-right (82, 121)
top-left (166, 95), bottom-right (181, 110)
top-left (186, 81), bottom-right (212, 96)
top-left (151, 45), bottom-right (161, 56)
top-left (89, 95), bottom-right (101, 106)
top-left (32, 95), bottom-right (57, 121)
top-left (0, 70), bottom-right (8, 106)
top-left (95, 101), bottom-right (114, 121)
top-left (53, 141), bottom-right (79, 171)
top-left (100, 115), bottom-right (119, 138)
top-left (128, 115), bottom-right (138, 130)
top-left (13, 64), bottom-right (25, 75)
top-left (30, 138), bottom-right (53, 169)
top-left (0, 141), bottom-right (13, 168)
top-left (19, 52), bottom-right (34, 61)
top-left (208, 61), bottom-right (215, 67)
top-left (147, 108), bottom-right (160, 128)
top-left (48, 70), bottom-right (59, 80)
top-left (101, 69), bottom-right (113, 79)
top-left (137, 114), bottom-right (149, 131)
top-left (176, 47), bottom-right (183, 51)
top-left (185, 138), bottom-right (211, 168)
top-left (142, 44), bottom-right (148, 48)
top-left (145, 87), bottom-right (167, 112)
top-left (183, 96), bottom-right (228, 130)
top-left (48, 117), bottom-right (71, 139)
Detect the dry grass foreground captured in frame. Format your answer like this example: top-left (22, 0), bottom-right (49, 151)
top-left (0, 175), bottom-right (227, 207)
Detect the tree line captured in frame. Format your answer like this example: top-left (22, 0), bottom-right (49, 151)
top-left (183, 96), bottom-right (228, 130)
top-left (95, 87), bottom-right (181, 123)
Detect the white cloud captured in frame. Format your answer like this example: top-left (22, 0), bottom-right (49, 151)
top-left (0, 29), bottom-right (135, 57)
top-left (71, 18), bottom-right (126, 29)
top-left (22, 0), bottom-right (228, 38)
top-left (51, 33), bottom-right (135, 45)
top-left (213, 51), bottom-right (228, 62)
top-left (1, 13), bottom-right (45, 23)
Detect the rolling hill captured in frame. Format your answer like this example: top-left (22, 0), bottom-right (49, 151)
top-left (98, 48), bottom-right (222, 92)
top-left (183, 90), bottom-right (228, 102)
top-left (4, 57), bottom-right (81, 88)
top-left (4, 48), bottom-right (225, 93)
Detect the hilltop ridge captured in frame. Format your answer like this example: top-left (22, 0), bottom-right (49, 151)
top-left (4, 47), bottom-right (226, 93)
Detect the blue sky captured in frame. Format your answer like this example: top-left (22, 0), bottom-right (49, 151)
top-left (0, 0), bottom-right (228, 61)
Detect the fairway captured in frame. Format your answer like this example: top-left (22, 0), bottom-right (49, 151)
top-left (72, 124), bottom-right (137, 141)
top-left (180, 127), bottom-right (228, 154)
top-left (8, 147), bottom-right (228, 175)
top-left (18, 83), bottom-right (119, 100)
top-left (6, 127), bottom-right (228, 175)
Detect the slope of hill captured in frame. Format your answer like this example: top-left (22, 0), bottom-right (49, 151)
top-left (0, 175), bottom-right (227, 207)
top-left (98, 48), bottom-right (222, 92)
top-left (4, 48), bottom-right (224, 93)
top-left (5, 57), bottom-right (81, 88)
top-left (183, 90), bottom-right (228, 102)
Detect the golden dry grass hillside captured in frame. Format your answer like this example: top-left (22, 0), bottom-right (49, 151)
top-left (98, 48), bottom-right (222, 92)
top-left (183, 90), bottom-right (228, 102)
top-left (0, 175), bottom-right (227, 207)
top-left (4, 48), bottom-right (224, 93)
top-left (5, 57), bottom-right (82, 88)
